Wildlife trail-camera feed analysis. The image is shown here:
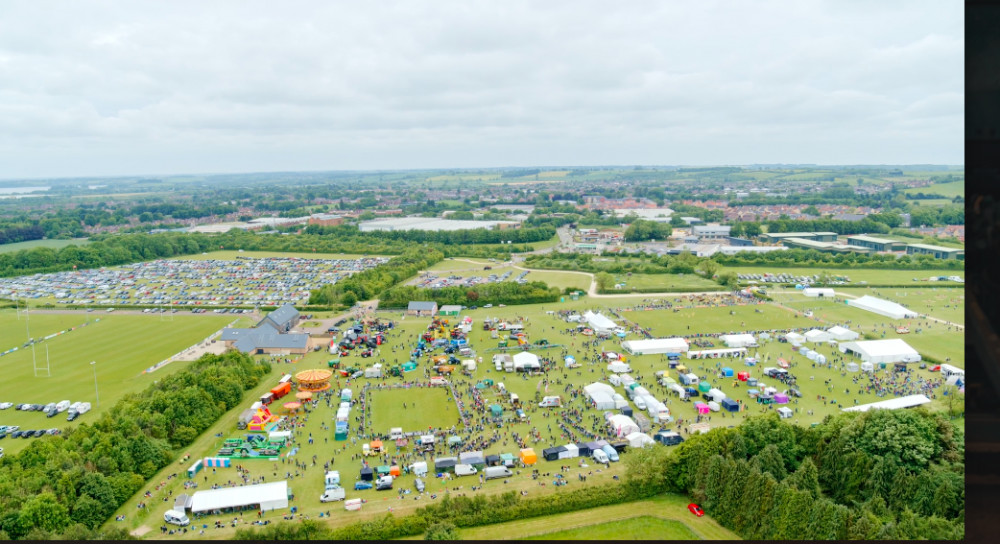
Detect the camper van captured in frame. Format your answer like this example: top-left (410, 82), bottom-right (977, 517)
top-left (539, 396), bottom-right (562, 408)
top-left (592, 448), bottom-right (609, 463)
top-left (164, 510), bottom-right (190, 526)
top-left (483, 466), bottom-right (513, 480)
top-left (389, 427), bottom-right (404, 440)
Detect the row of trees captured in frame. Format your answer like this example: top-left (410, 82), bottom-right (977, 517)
top-left (0, 225), bottom-right (45, 245)
top-left (379, 281), bottom-right (562, 309)
top-left (302, 224), bottom-right (556, 246)
top-left (641, 410), bottom-right (964, 540)
top-left (308, 249), bottom-right (444, 306)
top-left (714, 248), bottom-right (965, 270)
top-left (0, 351), bottom-right (270, 540)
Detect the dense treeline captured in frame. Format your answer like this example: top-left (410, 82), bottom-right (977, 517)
top-left (713, 248), bottom-right (964, 270)
top-left (308, 249), bottom-right (444, 306)
top-left (379, 281), bottom-right (562, 309)
top-left (0, 230), bottom-right (524, 279)
top-left (0, 225), bottom-right (45, 245)
top-left (524, 252), bottom-right (701, 275)
top-left (647, 410), bottom-right (964, 539)
top-left (303, 224), bottom-right (555, 246)
top-left (0, 351), bottom-right (270, 540)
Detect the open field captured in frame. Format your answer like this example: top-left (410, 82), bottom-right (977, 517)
top-left (524, 516), bottom-right (699, 540)
top-left (722, 265), bottom-right (964, 285)
top-left (0, 238), bottom-right (90, 253)
top-left (835, 286), bottom-right (965, 325)
top-left (904, 181), bottom-right (964, 199)
top-left (426, 493), bottom-right (738, 540)
top-left (604, 273), bottom-right (719, 292)
top-left (417, 259), bottom-right (591, 292)
top-left (369, 387), bottom-right (460, 434)
top-left (96, 289), bottom-right (961, 539)
top-left (0, 312), bottom-right (234, 456)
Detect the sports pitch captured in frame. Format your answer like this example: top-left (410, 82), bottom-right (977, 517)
top-left (367, 386), bottom-right (461, 434)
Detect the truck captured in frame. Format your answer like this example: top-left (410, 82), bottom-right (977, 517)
top-left (483, 466), bottom-right (513, 480)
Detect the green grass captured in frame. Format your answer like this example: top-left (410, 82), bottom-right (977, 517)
top-left (523, 516), bottom-right (700, 540)
top-left (0, 312), bottom-right (233, 457)
top-left (722, 266), bottom-right (964, 285)
top-left (605, 273), bottom-right (720, 292)
top-left (834, 287), bottom-right (964, 325)
top-left (904, 181), bottom-right (964, 199)
top-left (368, 387), bottom-right (461, 435)
top-left (419, 258), bottom-right (591, 291)
top-left (449, 494), bottom-right (736, 540)
top-left (0, 238), bottom-right (90, 253)
top-left (100, 291), bottom-right (960, 538)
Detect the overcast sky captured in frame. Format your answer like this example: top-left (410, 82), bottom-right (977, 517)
top-left (0, 0), bottom-right (963, 179)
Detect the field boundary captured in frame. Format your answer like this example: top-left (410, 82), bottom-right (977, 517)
top-left (518, 514), bottom-right (697, 540)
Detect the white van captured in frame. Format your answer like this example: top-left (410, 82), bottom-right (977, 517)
top-left (164, 510), bottom-right (190, 526)
top-left (454, 464), bottom-right (478, 477)
top-left (634, 396), bottom-right (647, 411)
top-left (592, 449), bottom-right (609, 463)
top-left (320, 487), bottom-right (346, 502)
top-left (510, 393), bottom-right (519, 405)
top-left (483, 466), bottom-right (513, 480)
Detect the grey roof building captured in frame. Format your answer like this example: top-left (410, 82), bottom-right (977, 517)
top-left (407, 301), bottom-right (438, 315)
top-left (258, 303), bottom-right (300, 333)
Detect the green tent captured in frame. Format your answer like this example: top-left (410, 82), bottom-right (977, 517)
top-left (698, 382), bottom-right (711, 393)
top-left (476, 382), bottom-right (488, 390)
top-left (403, 361), bottom-right (418, 372)
top-left (335, 429), bottom-right (347, 441)
top-left (500, 453), bottom-right (515, 465)
top-left (482, 378), bottom-right (494, 386)
top-left (447, 435), bottom-right (463, 445)
top-left (490, 404), bottom-right (503, 417)
top-left (377, 465), bottom-right (391, 475)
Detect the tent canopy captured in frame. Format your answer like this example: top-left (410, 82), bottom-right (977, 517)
top-left (804, 329), bottom-right (831, 343)
top-left (826, 325), bottom-right (859, 341)
top-left (621, 337), bottom-right (690, 355)
top-left (847, 295), bottom-right (918, 319)
top-left (719, 333), bottom-right (756, 348)
top-left (190, 481), bottom-right (288, 513)
top-left (840, 339), bottom-right (921, 364)
top-left (583, 310), bottom-right (618, 332)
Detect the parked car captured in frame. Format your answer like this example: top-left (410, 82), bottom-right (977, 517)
top-left (11, 431), bottom-right (23, 438)
top-left (0, 402), bottom-right (13, 409)
top-left (375, 475), bottom-right (393, 490)
top-left (33, 429), bottom-right (46, 437)
top-left (414, 478), bottom-right (425, 493)
top-left (688, 503), bottom-right (704, 517)
top-left (353, 481), bottom-right (372, 490)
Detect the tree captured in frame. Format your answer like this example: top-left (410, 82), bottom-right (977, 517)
top-left (801, 205), bottom-right (821, 217)
top-left (595, 272), bottom-right (613, 292)
top-left (424, 521), bottom-right (458, 540)
top-left (785, 457), bottom-right (821, 499)
top-left (699, 259), bottom-right (719, 278)
top-left (716, 272), bottom-right (738, 289)
top-left (19, 493), bottom-right (71, 534)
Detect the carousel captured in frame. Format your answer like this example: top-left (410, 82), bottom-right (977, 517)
top-left (295, 369), bottom-right (333, 392)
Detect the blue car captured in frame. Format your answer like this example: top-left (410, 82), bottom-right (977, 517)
top-left (354, 481), bottom-right (373, 490)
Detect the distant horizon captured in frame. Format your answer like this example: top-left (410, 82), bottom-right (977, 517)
top-left (0, 163), bottom-right (965, 184)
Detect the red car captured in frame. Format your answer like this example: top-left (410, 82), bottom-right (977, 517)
top-left (688, 503), bottom-right (704, 517)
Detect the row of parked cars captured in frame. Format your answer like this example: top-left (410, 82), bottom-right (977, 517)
top-left (0, 425), bottom-right (61, 440)
top-left (6, 401), bottom-right (90, 421)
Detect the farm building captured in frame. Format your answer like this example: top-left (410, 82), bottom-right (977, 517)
top-left (826, 326), bottom-right (859, 341)
top-left (258, 303), bottom-right (300, 333)
top-left (842, 394), bottom-right (932, 413)
top-left (438, 305), bottom-right (462, 316)
top-left (189, 480), bottom-right (289, 514)
top-left (758, 231), bottom-right (839, 243)
top-left (846, 295), bottom-right (918, 319)
top-left (692, 224), bottom-right (731, 240)
top-left (220, 304), bottom-right (309, 354)
top-left (407, 301), bottom-right (438, 316)
top-left (839, 339), bottom-right (921, 364)
top-left (905, 243), bottom-right (964, 260)
top-left (803, 287), bottom-right (836, 297)
top-left (621, 337), bottom-right (689, 355)
top-left (845, 235), bottom-right (905, 252)
top-left (719, 334), bottom-right (756, 348)
top-left (583, 311), bottom-right (619, 334)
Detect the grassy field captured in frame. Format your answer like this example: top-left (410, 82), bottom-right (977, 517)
top-left (445, 494), bottom-right (736, 540)
top-left (904, 181), bottom-right (964, 199)
top-left (96, 290), bottom-right (961, 540)
top-left (524, 516), bottom-right (699, 540)
top-left (0, 238), bottom-right (90, 253)
top-left (368, 387), bottom-right (461, 435)
top-left (834, 287), bottom-right (965, 325)
top-left (722, 266), bottom-right (964, 285)
top-left (418, 259), bottom-right (591, 292)
top-left (605, 273), bottom-right (720, 292)
top-left (0, 311), bottom-right (234, 457)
